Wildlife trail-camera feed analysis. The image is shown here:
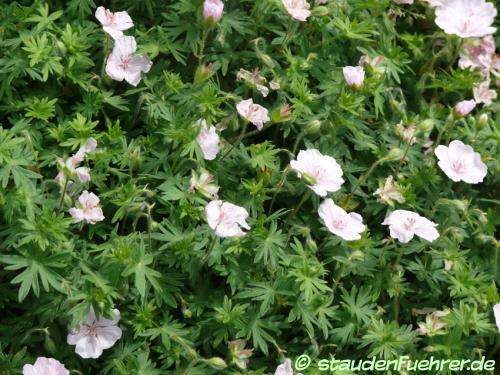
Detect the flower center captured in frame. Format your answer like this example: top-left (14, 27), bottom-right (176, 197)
top-left (87, 323), bottom-right (97, 337)
top-left (452, 159), bottom-right (466, 174)
top-left (332, 218), bottom-right (347, 230)
top-left (120, 57), bottom-right (130, 69)
top-left (404, 217), bottom-right (416, 230)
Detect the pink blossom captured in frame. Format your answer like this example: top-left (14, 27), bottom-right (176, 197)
top-left (203, 0), bottom-right (224, 24)
top-left (69, 191), bottom-right (105, 224)
top-left (56, 138), bottom-right (97, 184)
top-left (473, 80), bottom-right (497, 106)
top-left (67, 306), bottom-right (122, 359)
top-left (435, 0), bottom-right (497, 38)
top-left (282, 0), bottom-right (311, 22)
top-left (459, 36), bottom-right (496, 76)
top-left (95, 7), bottom-right (134, 40)
top-left (106, 36), bottom-right (152, 87)
top-left (274, 358), bottom-right (303, 375)
top-left (382, 210), bottom-right (439, 243)
top-left (435, 140), bottom-right (487, 184)
top-left (196, 120), bottom-right (220, 160)
top-left (206, 200), bottom-right (250, 237)
top-left (236, 99), bottom-right (270, 130)
top-left (290, 149), bottom-right (344, 197)
top-left (343, 66), bottom-right (365, 88)
top-left (454, 99), bottom-right (476, 117)
top-left (318, 199), bottom-right (365, 241)
top-left (23, 357), bottom-right (69, 375)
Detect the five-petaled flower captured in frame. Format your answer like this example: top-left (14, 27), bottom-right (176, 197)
top-left (67, 306), bottom-right (122, 359)
top-left (206, 200), bottom-right (250, 237)
top-left (434, 140), bottom-right (488, 184)
top-left (196, 120), bottom-right (220, 160)
top-left (281, 0), bottom-right (311, 22)
top-left (95, 7), bottom-right (134, 40)
top-left (290, 149), bottom-right (344, 197)
top-left (343, 66), bottom-right (365, 88)
top-left (236, 99), bottom-right (270, 130)
top-left (318, 199), bottom-right (365, 241)
top-left (23, 357), bottom-right (69, 375)
top-left (434, 0), bottom-right (497, 38)
top-left (106, 36), bottom-right (153, 87)
top-left (69, 191), bottom-right (105, 224)
top-left (382, 210), bottom-right (439, 243)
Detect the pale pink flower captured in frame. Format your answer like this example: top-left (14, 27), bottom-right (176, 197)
top-left (56, 138), bottom-right (97, 184)
top-left (282, 0), bottom-right (311, 22)
top-left (343, 66), bottom-right (365, 88)
top-left (434, 140), bottom-right (488, 183)
top-left (290, 149), bottom-right (344, 197)
top-left (318, 199), bottom-right (365, 241)
top-left (196, 120), bottom-right (220, 160)
top-left (23, 357), bottom-right (69, 375)
top-left (435, 0), bottom-right (497, 38)
top-left (67, 306), bottom-right (122, 359)
top-left (203, 0), bottom-right (224, 24)
top-left (373, 175), bottom-right (405, 206)
top-left (416, 309), bottom-right (450, 336)
top-left (270, 80), bottom-right (281, 90)
top-left (236, 99), bottom-right (270, 130)
top-left (454, 99), bottom-right (476, 117)
top-left (206, 200), bottom-right (250, 237)
top-left (189, 169), bottom-right (219, 199)
top-left (69, 191), bottom-right (105, 224)
top-left (494, 303), bottom-right (500, 332)
top-left (459, 36), bottom-right (496, 76)
top-left (382, 210), bottom-right (439, 243)
top-left (95, 7), bottom-right (134, 40)
top-left (473, 80), bottom-right (497, 106)
top-left (275, 358), bottom-right (303, 375)
top-left (106, 36), bottom-right (152, 87)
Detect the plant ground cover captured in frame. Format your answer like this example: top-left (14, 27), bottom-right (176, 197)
top-left (0, 0), bottom-right (499, 374)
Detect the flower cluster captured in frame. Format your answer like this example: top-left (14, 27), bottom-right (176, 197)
top-left (96, 7), bottom-right (153, 86)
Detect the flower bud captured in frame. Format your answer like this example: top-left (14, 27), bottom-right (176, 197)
top-left (477, 113), bottom-right (488, 129)
top-left (311, 6), bottom-right (329, 16)
top-left (384, 148), bottom-right (404, 162)
top-left (418, 119), bottom-right (435, 133)
top-left (270, 104), bottom-right (293, 123)
top-left (202, 0), bottom-right (224, 26)
top-left (259, 53), bottom-right (275, 68)
top-left (343, 66), bottom-right (365, 89)
top-left (453, 99), bottom-right (476, 118)
top-left (305, 119), bottom-right (321, 134)
top-left (194, 63), bottom-right (213, 84)
top-left (206, 357), bottom-right (227, 370)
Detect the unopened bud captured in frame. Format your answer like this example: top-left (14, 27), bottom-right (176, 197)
top-left (311, 6), bottom-right (329, 16)
top-left (384, 148), bottom-right (404, 162)
top-left (477, 113), bottom-right (488, 129)
top-left (305, 119), bottom-right (321, 134)
top-left (206, 357), bottom-right (227, 370)
top-left (194, 63), bottom-right (213, 84)
top-left (271, 104), bottom-right (293, 123)
top-left (259, 53), bottom-right (274, 68)
top-left (418, 119), bottom-right (435, 133)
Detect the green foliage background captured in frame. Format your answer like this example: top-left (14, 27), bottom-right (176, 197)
top-left (0, 0), bottom-right (499, 373)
